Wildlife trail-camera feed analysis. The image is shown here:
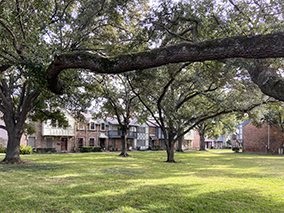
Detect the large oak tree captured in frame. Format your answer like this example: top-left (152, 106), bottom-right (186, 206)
top-left (1, 0), bottom-right (284, 163)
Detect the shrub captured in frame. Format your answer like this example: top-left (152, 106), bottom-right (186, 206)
top-left (80, 146), bottom-right (102, 152)
top-left (35, 147), bottom-right (57, 153)
top-left (0, 147), bottom-right (6, 153)
top-left (81, 146), bottom-right (94, 152)
top-left (92, 146), bottom-right (102, 152)
top-left (136, 146), bottom-right (140, 150)
top-left (232, 147), bottom-right (240, 153)
top-left (20, 145), bottom-right (33, 154)
top-left (154, 145), bottom-right (161, 150)
top-left (222, 145), bottom-right (227, 149)
top-left (211, 146), bottom-right (214, 149)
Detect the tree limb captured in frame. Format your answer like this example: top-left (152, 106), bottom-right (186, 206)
top-left (16, 0), bottom-right (26, 40)
top-left (0, 64), bottom-right (10, 72)
top-left (47, 32), bottom-right (284, 95)
top-left (247, 62), bottom-right (284, 101)
top-left (0, 19), bottom-right (23, 58)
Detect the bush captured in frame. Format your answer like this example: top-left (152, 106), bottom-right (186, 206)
top-left (222, 145), bottom-right (227, 149)
top-left (81, 146), bottom-right (94, 152)
top-left (136, 146), bottom-right (140, 150)
top-left (154, 145), bottom-right (161, 150)
top-left (20, 145), bottom-right (33, 154)
top-left (35, 147), bottom-right (57, 153)
top-left (211, 146), bottom-right (214, 149)
top-left (232, 147), bottom-right (240, 153)
top-left (92, 146), bottom-right (102, 152)
top-left (80, 146), bottom-right (102, 152)
top-left (0, 147), bottom-right (6, 153)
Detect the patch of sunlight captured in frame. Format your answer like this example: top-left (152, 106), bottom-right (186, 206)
top-left (52, 173), bottom-right (80, 178)
top-left (79, 189), bottom-right (122, 198)
top-left (21, 195), bottom-right (36, 200)
top-left (108, 206), bottom-right (147, 213)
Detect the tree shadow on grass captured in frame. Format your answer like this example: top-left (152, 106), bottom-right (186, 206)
top-left (0, 163), bottom-right (65, 172)
top-left (7, 183), bottom-right (284, 212)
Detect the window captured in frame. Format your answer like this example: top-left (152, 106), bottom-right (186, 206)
top-left (90, 138), bottom-right (94, 146)
top-left (137, 127), bottom-right (146, 133)
top-left (78, 138), bottom-right (83, 148)
top-left (90, 122), bottom-right (95, 130)
top-left (100, 123), bottom-right (105, 131)
top-left (28, 118), bottom-right (35, 124)
top-left (46, 137), bottom-right (52, 148)
top-left (137, 139), bottom-right (146, 146)
top-left (28, 137), bottom-right (35, 148)
top-left (78, 123), bottom-right (84, 130)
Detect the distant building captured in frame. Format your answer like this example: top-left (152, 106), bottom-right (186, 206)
top-left (243, 122), bottom-right (284, 154)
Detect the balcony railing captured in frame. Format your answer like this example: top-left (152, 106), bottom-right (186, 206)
top-left (108, 130), bottom-right (137, 138)
top-left (127, 131), bottom-right (137, 138)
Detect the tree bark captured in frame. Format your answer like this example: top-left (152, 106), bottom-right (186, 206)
top-left (176, 137), bottom-right (184, 152)
top-left (166, 140), bottom-right (176, 162)
top-left (247, 64), bottom-right (284, 101)
top-left (1, 125), bottom-right (23, 164)
top-left (118, 130), bottom-right (130, 157)
top-left (47, 32), bottom-right (284, 94)
top-left (199, 128), bottom-right (206, 151)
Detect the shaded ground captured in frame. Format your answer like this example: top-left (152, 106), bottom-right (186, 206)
top-left (0, 150), bottom-right (283, 212)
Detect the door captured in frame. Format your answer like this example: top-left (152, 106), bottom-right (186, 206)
top-left (99, 138), bottom-right (105, 149)
top-left (61, 138), bottom-right (67, 151)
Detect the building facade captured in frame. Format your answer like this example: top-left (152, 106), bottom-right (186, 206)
top-left (21, 110), bottom-right (76, 152)
top-left (243, 122), bottom-right (284, 154)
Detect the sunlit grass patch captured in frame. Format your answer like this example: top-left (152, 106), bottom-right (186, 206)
top-left (0, 151), bottom-right (284, 212)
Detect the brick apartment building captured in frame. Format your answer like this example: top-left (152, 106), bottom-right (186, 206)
top-left (243, 122), bottom-right (284, 154)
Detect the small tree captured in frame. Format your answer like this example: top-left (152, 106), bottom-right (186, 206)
top-left (94, 74), bottom-right (145, 157)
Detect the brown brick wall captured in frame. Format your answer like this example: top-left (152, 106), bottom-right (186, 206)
top-left (21, 121), bottom-right (111, 152)
top-left (20, 121), bottom-right (76, 152)
top-left (243, 123), bottom-right (284, 154)
top-left (75, 123), bottom-right (109, 149)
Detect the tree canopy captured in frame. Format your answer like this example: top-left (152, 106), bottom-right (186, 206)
top-left (1, 0), bottom-right (284, 163)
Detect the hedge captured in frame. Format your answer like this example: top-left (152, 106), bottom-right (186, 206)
top-left (35, 147), bottom-right (57, 153)
top-left (81, 146), bottom-right (102, 152)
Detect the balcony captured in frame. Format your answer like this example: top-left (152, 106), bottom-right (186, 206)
top-left (42, 127), bottom-right (75, 137)
top-left (108, 130), bottom-right (137, 138)
top-left (127, 131), bottom-right (137, 138)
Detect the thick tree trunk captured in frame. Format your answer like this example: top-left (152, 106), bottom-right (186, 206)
top-left (166, 140), bottom-right (176, 162)
top-left (199, 130), bottom-right (206, 151)
top-left (2, 127), bottom-right (22, 164)
top-left (176, 137), bottom-right (184, 152)
top-left (119, 130), bottom-right (130, 157)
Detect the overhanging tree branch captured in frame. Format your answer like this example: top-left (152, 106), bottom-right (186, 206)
top-left (47, 32), bottom-right (284, 95)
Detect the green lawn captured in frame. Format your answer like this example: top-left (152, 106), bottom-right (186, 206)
top-left (0, 150), bottom-right (284, 213)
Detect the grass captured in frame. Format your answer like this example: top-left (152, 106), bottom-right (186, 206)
top-left (0, 150), bottom-right (284, 212)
